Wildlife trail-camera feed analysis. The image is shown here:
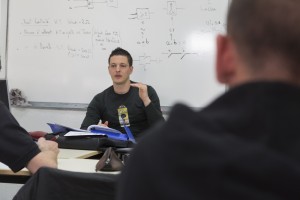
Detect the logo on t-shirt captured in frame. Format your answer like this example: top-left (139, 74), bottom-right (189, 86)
top-left (118, 105), bottom-right (130, 127)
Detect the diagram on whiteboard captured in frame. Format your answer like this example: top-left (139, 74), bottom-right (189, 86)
top-left (129, 8), bottom-right (153, 20)
top-left (134, 55), bottom-right (162, 70)
top-left (164, 1), bottom-right (184, 17)
top-left (129, 8), bottom-right (154, 47)
top-left (7, 0), bottom-right (229, 107)
top-left (162, 50), bottom-right (199, 60)
top-left (67, 0), bottom-right (118, 9)
top-left (162, 1), bottom-right (199, 60)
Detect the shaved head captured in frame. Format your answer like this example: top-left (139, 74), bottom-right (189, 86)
top-left (227, 0), bottom-right (300, 79)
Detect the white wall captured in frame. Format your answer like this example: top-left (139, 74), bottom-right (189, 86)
top-left (0, 0), bottom-right (7, 79)
top-left (11, 107), bottom-right (169, 132)
top-left (11, 107), bottom-right (86, 132)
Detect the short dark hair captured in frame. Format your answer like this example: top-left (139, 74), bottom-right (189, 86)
top-left (228, 0), bottom-right (300, 77)
top-left (108, 47), bottom-right (133, 66)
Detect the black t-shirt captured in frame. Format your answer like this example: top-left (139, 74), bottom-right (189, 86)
top-left (81, 82), bottom-right (164, 139)
top-left (0, 101), bottom-right (40, 172)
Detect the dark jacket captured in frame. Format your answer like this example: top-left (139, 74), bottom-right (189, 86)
top-left (117, 82), bottom-right (300, 200)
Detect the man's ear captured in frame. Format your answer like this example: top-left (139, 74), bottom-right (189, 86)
top-left (216, 34), bottom-right (237, 85)
top-left (130, 66), bottom-right (133, 74)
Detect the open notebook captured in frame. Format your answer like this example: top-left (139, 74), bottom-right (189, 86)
top-left (47, 122), bottom-right (136, 143)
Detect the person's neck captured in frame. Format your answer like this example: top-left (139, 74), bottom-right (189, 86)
top-left (113, 81), bottom-right (131, 94)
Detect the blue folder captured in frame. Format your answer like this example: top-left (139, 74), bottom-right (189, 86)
top-left (47, 123), bottom-right (136, 143)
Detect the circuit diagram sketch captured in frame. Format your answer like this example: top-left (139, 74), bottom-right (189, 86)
top-left (129, 8), bottom-right (154, 46)
top-left (164, 1), bottom-right (184, 17)
top-left (162, 49), bottom-right (199, 60)
top-left (163, 1), bottom-right (193, 60)
top-left (134, 55), bottom-right (162, 70)
top-left (129, 8), bottom-right (153, 20)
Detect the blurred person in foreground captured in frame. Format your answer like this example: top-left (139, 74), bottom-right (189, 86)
top-left (0, 101), bottom-right (59, 174)
top-left (117, 0), bottom-right (300, 199)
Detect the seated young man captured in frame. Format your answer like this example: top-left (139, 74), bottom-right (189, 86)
top-left (81, 47), bottom-right (165, 140)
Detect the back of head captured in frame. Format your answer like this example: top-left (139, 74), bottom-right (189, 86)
top-left (228, 0), bottom-right (300, 81)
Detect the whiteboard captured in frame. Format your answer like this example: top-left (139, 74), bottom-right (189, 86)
top-left (7, 0), bottom-right (228, 108)
top-left (0, 0), bottom-right (1, 79)
top-left (0, 0), bottom-right (7, 79)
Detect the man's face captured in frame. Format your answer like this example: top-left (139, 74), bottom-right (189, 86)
top-left (108, 55), bottom-right (133, 85)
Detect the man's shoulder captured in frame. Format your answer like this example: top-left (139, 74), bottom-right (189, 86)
top-left (88, 86), bottom-right (114, 107)
top-left (135, 104), bottom-right (203, 153)
top-left (168, 104), bottom-right (198, 120)
top-left (93, 86), bottom-right (114, 97)
top-left (130, 80), bottom-right (156, 90)
top-left (154, 104), bottom-right (200, 135)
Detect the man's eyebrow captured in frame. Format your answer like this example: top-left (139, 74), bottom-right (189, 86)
top-left (110, 62), bottom-right (128, 65)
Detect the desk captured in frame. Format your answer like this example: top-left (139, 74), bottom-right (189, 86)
top-left (0, 159), bottom-right (100, 176)
top-left (58, 148), bottom-right (100, 159)
top-left (0, 149), bottom-right (110, 184)
top-left (0, 158), bottom-right (119, 184)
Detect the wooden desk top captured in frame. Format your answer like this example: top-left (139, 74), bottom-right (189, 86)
top-left (58, 148), bottom-right (100, 159)
top-left (0, 158), bottom-right (119, 176)
top-left (0, 149), bottom-right (107, 177)
top-left (0, 159), bottom-right (97, 176)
